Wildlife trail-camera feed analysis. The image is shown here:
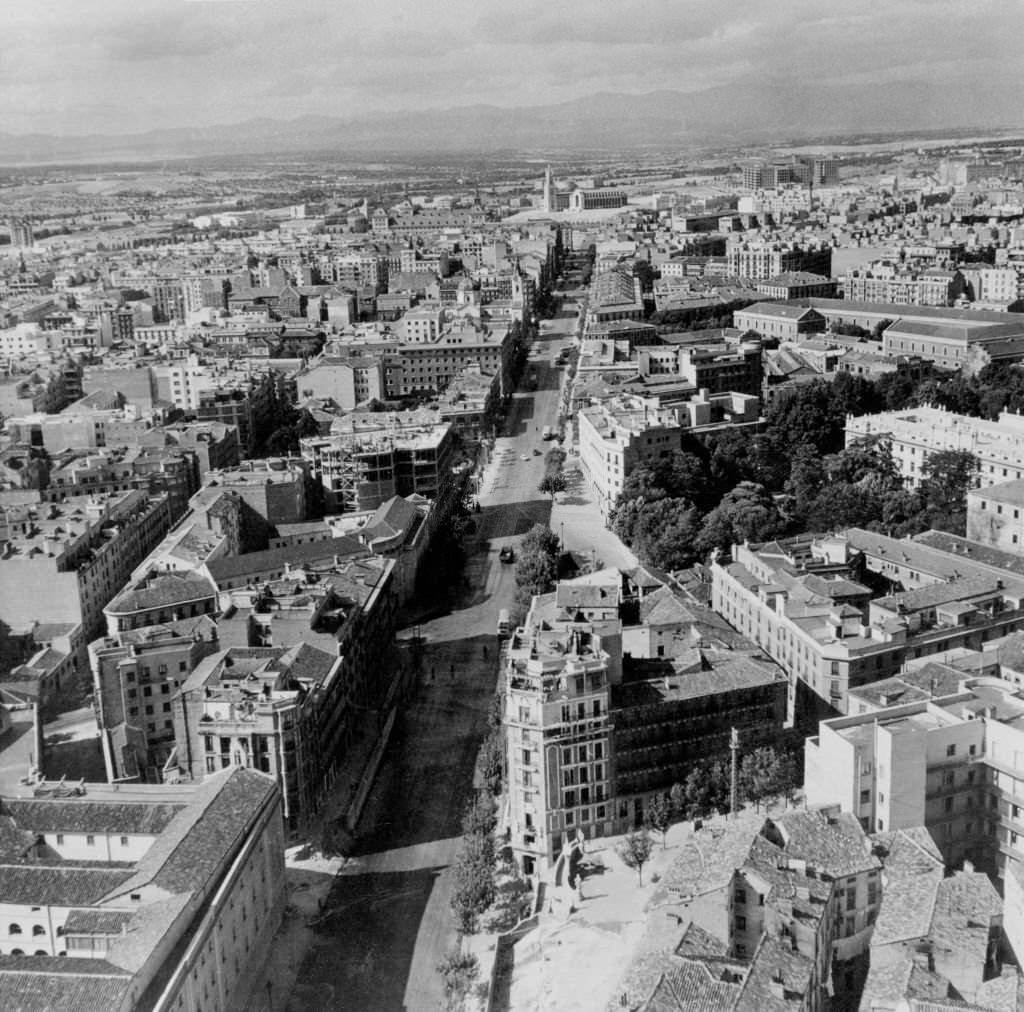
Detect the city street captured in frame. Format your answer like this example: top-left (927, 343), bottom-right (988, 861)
top-left (290, 329), bottom-right (571, 1011)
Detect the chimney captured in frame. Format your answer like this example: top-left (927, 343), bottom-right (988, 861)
top-left (769, 973), bottom-right (785, 999)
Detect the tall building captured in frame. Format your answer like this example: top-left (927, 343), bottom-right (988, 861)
top-left (726, 241), bottom-right (832, 281)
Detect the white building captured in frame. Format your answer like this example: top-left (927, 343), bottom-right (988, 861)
top-left (846, 405), bottom-right (1024, 489)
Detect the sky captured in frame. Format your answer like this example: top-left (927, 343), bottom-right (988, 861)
top-left (1, 0), bottom-right (1022, 136)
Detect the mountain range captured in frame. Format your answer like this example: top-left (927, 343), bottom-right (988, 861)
top-left (1, 79), bottom-right (1023, 164)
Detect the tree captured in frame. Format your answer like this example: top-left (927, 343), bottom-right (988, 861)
top-left (695, 482), bottom-right (783, 557)
top-left (919, 449), bottom-right (980, 535)
top-left (644, 793), bottom-right (673, 849)
top-left (514, 523), bottom-right (560, 605)
top-left (630, 497), bottom-right (702, 571)
top-left (764, 380), bottom-right (843, 454)
top-left (462, 791), bottom-right (497, 839)
top-left (436, 946), bottom-right (480, 1011)
top-left (538, 472), bottom-right (567, 500)
top-left (450, 834), bottom-right (496, 934)
top-left (738, 748), bottom-right (779, 811)
top-left (617, 830), bottom-right (654, 884)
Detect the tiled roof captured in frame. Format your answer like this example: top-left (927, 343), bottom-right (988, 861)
top-left (105, 571), bottom-right (216, 615)
top-left (0, 865), bottom-right (133, 906)
top-left (108, 766), bottom-right (276, 900)
top-left (62, 909), bottom-right (134, 935)
top-left (0, 957), bottom-right (132, 1012)
top-left (206, 534), bottom-right (365, 583)
top-left (769, 810), bottom-right (880, 878)
top-left (870, 828), bottom-right (944, 946)
top-left (2, 799), bottom-right (182, 836)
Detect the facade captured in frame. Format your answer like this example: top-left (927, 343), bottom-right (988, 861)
top-left (732, 302), bottom-right (827, 341)
top-left (846, 405), bottom-right (1024, 489)
top-left (169, 645), bottom-right (342, 831)
top-left (503, 579), bottom-right (620, 876)
top-left (845, 265), bottom-right (966, 307)
top-left (0, 767), bottom-right (284, 1012)
top-left (726, 242), bottom-right (832, 281)
top-left (710, 531), bottom-right (1024, 727)
top-left (89, 617), bottom-right (221, 782)
top-left (568, 188), bottom-right (628, 211)
top-left (967, 479), bottom-right (1024, 553)
top-left (755, 272), bottom-right (839, 301)
top-left (804, 672), bottom-right (1024, 886)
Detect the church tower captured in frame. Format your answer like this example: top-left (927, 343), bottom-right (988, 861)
top-left (543, 165), bottom-right (554, 213)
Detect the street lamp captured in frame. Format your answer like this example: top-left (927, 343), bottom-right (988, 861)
top-left (560, 522), bottom-right (564, 553)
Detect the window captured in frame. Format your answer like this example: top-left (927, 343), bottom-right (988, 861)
top-left (943, 771), bottom-right (955, 786)
top-left (86, 835), bottom-right (95, 846)
top-left (56, 834), bottom-right (64, 846)
top-left (734, 888), bottom-right (747, 905)
top-left (120, 836), bottom-right (129, 847)
top-left (8, 924), bottom-right (21, 936)
top-left (944, 797), bottom-right (954, 812)
top-left (32, 926), bottom-right (44, 937)
top-left (859, 789), bottom-right (870, 805)
top-left (946, 744), bottom-right (956, 757)
top-left (735, 915), bottom-right (747, 931)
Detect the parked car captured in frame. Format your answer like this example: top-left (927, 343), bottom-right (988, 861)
top-left (499, 546), bottom-right (515, 563)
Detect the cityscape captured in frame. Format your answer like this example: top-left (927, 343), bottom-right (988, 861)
top-left (7, 4), bottom-right (1024, 1012)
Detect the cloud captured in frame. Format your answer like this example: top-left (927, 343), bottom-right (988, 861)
top-left (0, 0), bottom-right (1021, 134)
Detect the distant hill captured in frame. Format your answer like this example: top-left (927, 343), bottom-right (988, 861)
top-left (1, 79), bottom-right (1023, 163)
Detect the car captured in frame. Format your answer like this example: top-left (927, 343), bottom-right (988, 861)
top-left (532, 448), bottom-right (542, 456)
top-left (520, 453), bottom-right (531, 461)
top-left (499, 546), bottom-right (515, 563)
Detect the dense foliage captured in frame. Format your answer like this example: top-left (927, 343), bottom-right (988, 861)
top-left (610, 368), bottom-right (993, 572)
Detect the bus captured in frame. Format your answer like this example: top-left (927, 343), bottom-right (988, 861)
top-left (496, 608), bottom-right (512, 638)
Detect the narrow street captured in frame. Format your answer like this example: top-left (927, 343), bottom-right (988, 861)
top-left (289, 312), bottom-right (575, 1011)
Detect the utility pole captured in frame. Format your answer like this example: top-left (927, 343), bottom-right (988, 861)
top-left (729, 727), bottom-right (740, 820)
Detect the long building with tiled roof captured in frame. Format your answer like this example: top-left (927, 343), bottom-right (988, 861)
top-left (0, 766), bottom-right (283, 1012)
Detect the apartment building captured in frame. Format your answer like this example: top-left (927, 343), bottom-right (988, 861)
top-left (296, 355), bottom-right (386, 410)
top-left (0, 767), bottom-right (285, 1012)
top-left (845, 264), bottom-right (966, 307)
top-left (710, 531), bottom-right (1024, 727)
top-left (803, 671), bottom-right (1024, 896)
top-left (846, 405), bottom-right (1024, 489)
top-left (89, 617), bottom-right (221, 781)
top-left (577, 392), bottom-right (760, 516)
top-left (726, 241), bottom-right (832, 281)
top-left (503, 580), bottom-right (620, 876)
top-left (755, 272), bottom-right (839, 301)
top-left (169, 645), bottom-right (340, 830)
top-left (0, 490), bottom-right (174, 679)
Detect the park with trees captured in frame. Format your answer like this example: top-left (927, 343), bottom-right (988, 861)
top-left (609, 367), bottom-right (992, 573)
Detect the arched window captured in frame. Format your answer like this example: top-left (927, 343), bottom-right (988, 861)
top-left (8, 924), bottom-right (21, 936)
top-left (32, 926), bottom-right (45, 937)
top-left (55, 926), bottom-right (64, 937)
top-left (10, 948), bottom-right (23, 956)
top-left (33, 950), bottom-right (46, 956)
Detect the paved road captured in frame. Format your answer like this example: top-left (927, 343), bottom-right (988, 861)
top-left (291, 339), bottom-right (567, 1012)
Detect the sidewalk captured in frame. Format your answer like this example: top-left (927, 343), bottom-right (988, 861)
top-left (550, 458), bottom-right (638, 573)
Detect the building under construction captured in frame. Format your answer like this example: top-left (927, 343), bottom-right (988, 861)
top-left (300, 410), bottom-right (457, 514)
